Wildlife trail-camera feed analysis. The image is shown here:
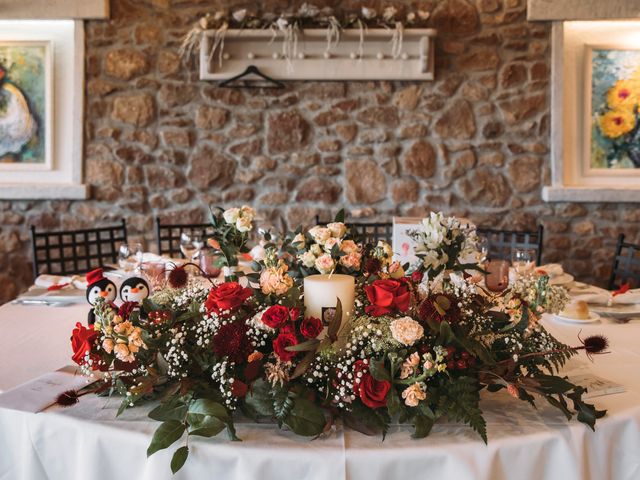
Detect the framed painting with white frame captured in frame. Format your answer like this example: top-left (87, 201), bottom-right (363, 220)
top-left (0, 20), bottom-right (87, 200)
top-left (543, 21), bottom-right (640, 203)
top-left (0, 40), bottom-right (54, 172)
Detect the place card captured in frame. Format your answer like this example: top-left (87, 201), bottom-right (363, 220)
top-left (567, 373), bottom-right (625, 399)
top-left (0, 366), bottom-right (95, 413)
top-left (392, 217), bottom-right (423, 268)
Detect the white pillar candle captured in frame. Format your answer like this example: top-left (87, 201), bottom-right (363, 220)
top-left (303, 274), bottom-right (356, 331)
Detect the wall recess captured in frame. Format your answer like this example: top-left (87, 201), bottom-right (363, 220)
top-left (199, 28), bottom-right (436, 82)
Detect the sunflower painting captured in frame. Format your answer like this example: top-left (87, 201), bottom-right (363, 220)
top-left (589, 47), bottom-right (640, 170)
top-left (0, 42), bottom-right (51, 167)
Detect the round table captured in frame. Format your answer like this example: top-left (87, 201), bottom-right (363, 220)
top-left (0, 301), bottom-right (639, 480)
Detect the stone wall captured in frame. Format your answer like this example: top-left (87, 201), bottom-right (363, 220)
top-left (1, 0), bottom-right (639, 304)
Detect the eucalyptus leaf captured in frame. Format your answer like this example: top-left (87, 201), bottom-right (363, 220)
top-left (147, 420), bottom-right (186, 457)
top-left (170, 446), bottom-right (189, 474)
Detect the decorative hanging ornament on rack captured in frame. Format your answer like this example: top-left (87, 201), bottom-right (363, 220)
top-left (181, 5), bottom-right (436, 84)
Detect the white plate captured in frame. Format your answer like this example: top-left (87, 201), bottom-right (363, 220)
top-left (549, 273), bottom-right (574, 286)
top-left (590, 304), bottom-right (640, 319)
top-left (553, 311), bottom-right (601, 324)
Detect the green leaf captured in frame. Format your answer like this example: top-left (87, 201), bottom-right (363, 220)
top-left (334, 209), bottom-right (345, 223)
top-left (412, 414), bottom-right (434, 439)
top-left (369, 358), bottom-right (391, 382)
top-left (244, 379), bottom-right (276, 417)
top-left (386, 387), bottom-right (404, 419)
top-left (284, 398), bottom-right (326, 437)
top-left (343, 402), bottom-right (389, 438)
top-left (149, 399), bottom-right (187, 422)
top-left (290, 349), bottom-right (316, 379)
top-left (187, 414), bottom-right (225, 437)
top-left (170, 446), bottom-right (189, 474)
top-left (147, 420), bottom-right (186, 457)
top-left (327, 297), bottom-right (343, 342)
top-left (436, 321), bottom-right (456, 345)
top-left (285, 339), bottom-right (320, 352)
top-left (188, 398), bottom-right (230, 423)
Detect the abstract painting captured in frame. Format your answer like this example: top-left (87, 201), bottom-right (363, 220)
top-left (588, 46), bottom-right (640, 171)
top-left (0, 41), bottom-right (51, 168)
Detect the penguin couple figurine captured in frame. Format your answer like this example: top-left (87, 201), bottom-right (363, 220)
top-left (85, 268), bottom-right (150, 326)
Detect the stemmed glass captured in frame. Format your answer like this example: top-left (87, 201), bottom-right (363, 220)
top-left (118, 242), bottom-right (143, 272)
top-left (512, 248), bottom-right (537, 276)
top-left (477, 235), bottom-right (489, 264)
top-left (180, 233), bottom-right (198, 261)
top-left (192, 235), bottom-right (204, 260)
top-left (142, 261), bottom-right (166, 292)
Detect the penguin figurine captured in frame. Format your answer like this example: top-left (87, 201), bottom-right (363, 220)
top-left (119, 277), bottom-right (150, 304)
top-left (85, 268), bottom-right (117, 326)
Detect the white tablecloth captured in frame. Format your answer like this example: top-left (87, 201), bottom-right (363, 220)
top-left (0, 301), bottom-right (639, 480)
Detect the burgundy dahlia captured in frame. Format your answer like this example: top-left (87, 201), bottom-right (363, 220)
top-left (168, 265), bottom-right (189, 289)
top-left (418, 294), bottom-right (461, 326)
top-left (212, 321), bottom-right (252, 363)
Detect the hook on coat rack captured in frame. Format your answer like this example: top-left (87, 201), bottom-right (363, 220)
top-left (218, 65), bottom-right (285, 89)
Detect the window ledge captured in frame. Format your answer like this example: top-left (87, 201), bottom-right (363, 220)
top-left (0, 184), bottom-right (89, 200)
top-left (542, 186), bottom-right (640, 203)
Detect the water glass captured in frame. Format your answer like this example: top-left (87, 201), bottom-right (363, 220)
top-left (512, 248), bottom-right (537, 276)
top-left (477, 235), bottom-right (489, 263)
top-left (199, 251), bottom-right (222, 278)
top-left (485, 259), bottom-right (510, 292)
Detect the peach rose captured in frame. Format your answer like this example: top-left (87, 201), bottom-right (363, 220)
top-left (327, 222), bottom-right (347, 238)
top-left (324, 237), bottom-right (341, 252)
top-left (314, 253), bottom-right (336, 274)
top-left (399, 352), bottom-right (421, 379)
top-left (339, 251), bottom-right (362, 270)
top-left (401, 382), bottom-right (427, 407)
top-left (340, 240), bottom-right (359, 255)
top-left (390, 317), bottom-right (424, 346)
top-left (102, 338), bottom-right (115, 354)
top-left (309, 226), bottom-right (331, 245)
top-left (113, 343), bottom-right (135, 363)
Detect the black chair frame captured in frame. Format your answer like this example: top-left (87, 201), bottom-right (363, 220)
top-left (155, 218), bottom-right (215, 258)
top-left (476, 225), bottom-right (544, 266)
top-left (30, 219), bottom-right (128, 277)
top-left (608, 234), bottom-right (640, 290)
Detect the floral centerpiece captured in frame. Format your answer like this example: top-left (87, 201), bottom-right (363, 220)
top-left (66, 209), bottom-right (608, 474)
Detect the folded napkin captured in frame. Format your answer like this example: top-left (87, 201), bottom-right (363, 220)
top-left (573, 289), bottom-right (640, 305)
top-left (35, 274), bottom-right (85, 290)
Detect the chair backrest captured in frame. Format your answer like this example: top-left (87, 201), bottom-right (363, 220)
top-left (155, 218), bottom-right (215, 258)
top-left (608, 234), bottom-right (640, 290)
top-left (314, 215), bottom-right (392, 245)
top-left (476, 225), bottom-right (544, 266)
top-left (30, 220), bottom-right (128, 277)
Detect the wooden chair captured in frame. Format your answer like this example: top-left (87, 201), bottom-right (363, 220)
top-left (155, 218), bottom-right (215, 258)
top-left (476, 225), bottom-right (544, 266)
top-left (608, 234), bottom-right (640, 290)
top-left (314, 215), bottom-right (392, 245)
top-left (30, 220), bottom-right (128, 277)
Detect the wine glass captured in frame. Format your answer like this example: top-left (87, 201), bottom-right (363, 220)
top-left (485, 259), bottom-right (510, 292)
top-left (199, 250), bottom-right (222, 278)
top-left (477, 235), bottom-right (489, 264)
top-left (192, 234), bottom-right (204, 260)
top-left (512, 248), bottom-right (536, 276)
top-left (180, 233), bottom-right (197, 261)
top-left (118, 242), bottom-right (143, 272)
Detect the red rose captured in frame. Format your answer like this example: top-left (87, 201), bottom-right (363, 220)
top-left (411, 270), bottom-right (424, 283)
top-left (205, 282), bottom-right (252, 315)
top-left (71, 322), bottom-right (102, 370)
top-left (353, 360), bottom-right (390, 409)
top-left (364, 279), bottom-right (411, 316)
top-left (289, 307), bottom-right (301, 322)
top-left (273, 332), bottom-right (298, 361)
top-left (300, 316), bottom-right (323, 339)
top-left (261, 305), bottom-right (290, 329)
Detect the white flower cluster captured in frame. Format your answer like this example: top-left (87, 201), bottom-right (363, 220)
top-left (295, 222), bottom-right (361, 274)
top-left (211, 359), bottom-right (239, 409)
top-left (171, 281), bottom-right (209, 310)
top-left (222, 205), bottom-right (256, 232)
top-left (410, 212), bottom-right (479, 273)
top-left (510, 274), bottom-right (569, 315)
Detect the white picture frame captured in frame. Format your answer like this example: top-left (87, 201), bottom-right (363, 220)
top-left (392, 217), bottom-right (423, 268)
top-left (543, 21), bottom-right (640, 203)
top-left (0, 40), bottom-right (54, 172)
top-left (0, 20), bottom-right (87, 200)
